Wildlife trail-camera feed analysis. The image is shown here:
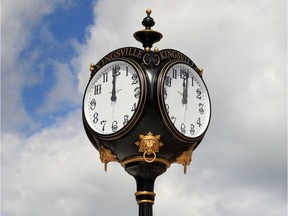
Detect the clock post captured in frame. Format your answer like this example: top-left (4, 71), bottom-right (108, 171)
top-left (82, 9), bottom-right (211, 216)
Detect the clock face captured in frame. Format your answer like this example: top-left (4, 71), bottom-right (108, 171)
top-left (83, 60), bottom-right (146, 138)
top-left (158, 62), bottom-right (211, 140)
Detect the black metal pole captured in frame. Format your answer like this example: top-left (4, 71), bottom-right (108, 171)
top-left (135, 175), bottom-right (156, 216)
top-left (139, 203), bottom-right (153, 216)
top-left (125, 162), bottom-right (167, 216)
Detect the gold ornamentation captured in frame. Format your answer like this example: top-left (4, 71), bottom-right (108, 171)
top-left (135, 131), bottom-right (163, 163)
top-left (145, 47), bottom-right (151, 52)
top-left (137, 200), bottom-right (154, 205)
top-left (90, 63), bottom-right (96, 73)
top-left (175, 147), bottom-right (193, 174)
top-left (99, 145), bottom-right (117, 172)
top-left (199, 68), bottom-right (204, 76)
top-left (146, 8), bottom-right (152, 16)
top-left (121, 156), bottom-right (170, 168)
top-left (143, 52), bottom-right (160, 66)
top-left (135, 191), bottom-right (156, 197)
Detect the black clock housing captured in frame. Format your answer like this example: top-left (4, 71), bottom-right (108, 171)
top-left (82, 47), bottom-right (210, 164)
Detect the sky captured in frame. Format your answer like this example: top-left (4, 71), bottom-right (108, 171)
top-left (1, 0), bottom-right (287, 216)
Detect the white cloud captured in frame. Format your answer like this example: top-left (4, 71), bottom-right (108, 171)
top-left (2, 110), bottom-right (137, 216)
top-left (36, 61), bottom-right (81, 115)
top-left (1, 0), bottom-right (74, 133)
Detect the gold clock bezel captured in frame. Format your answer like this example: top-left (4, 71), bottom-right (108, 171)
top-left (83, 58), bottom-right (147, 141)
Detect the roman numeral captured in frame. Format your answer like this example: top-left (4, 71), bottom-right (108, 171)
top-left (94, 84), bottom-right (102, 95)
top-left (173, 69), bottom-right (177, 79)
top-left (102, 72), bottom-right (108, 83)
top-left (165, 76), bottom-right (171, 87)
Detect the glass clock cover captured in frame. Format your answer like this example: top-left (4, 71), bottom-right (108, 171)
top-left (159, 62), bottom-right (211, 139)
top-left (84, 60), bottom-right (145, 137)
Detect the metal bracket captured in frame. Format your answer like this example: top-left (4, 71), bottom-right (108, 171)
top-left (99, 145), bottom-right (117, 172)
top-left (175, 147), bottom-right (193, 174)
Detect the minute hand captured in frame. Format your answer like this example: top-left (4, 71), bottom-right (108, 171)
top-left (182, 74), bottom-right (188, 104)
top-left (111, 67), bottom-right (117, 102)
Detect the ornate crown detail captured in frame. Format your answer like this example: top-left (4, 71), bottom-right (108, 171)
top-left (135, 131), bottom-right (164, 163)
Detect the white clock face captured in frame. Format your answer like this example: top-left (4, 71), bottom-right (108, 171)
top-left (159, 63), bottom-right (211, 139)
top-left (84, 60), bottom-right (145, 136)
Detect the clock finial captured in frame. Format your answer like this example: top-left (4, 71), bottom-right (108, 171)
top-left (142, 9), bottom-right (155, 29)
top-left (146, 8), bottom-right (152, 16)
top-left (133, 9), bottom-right (163, 50)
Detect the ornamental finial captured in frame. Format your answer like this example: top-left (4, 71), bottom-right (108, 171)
top-left (133, 9), bottom-right (163, 50)
top-left (142, 9), bottom-right (155, 29)
top-left (146, 8), bottom-right (152, 15)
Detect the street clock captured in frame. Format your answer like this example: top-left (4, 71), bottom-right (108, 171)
top-left (82, 9), bottom-right (211, 216)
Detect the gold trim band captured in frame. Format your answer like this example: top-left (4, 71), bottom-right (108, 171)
top-left (137, 200), bottom-right (155, 205)
top-left (135, 191), bottom-right (156, 197)
top-left (121, 156), bottom-right (171, 168)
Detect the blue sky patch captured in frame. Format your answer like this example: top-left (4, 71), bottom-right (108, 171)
top-left (21, 1), bottom-right (93, 131)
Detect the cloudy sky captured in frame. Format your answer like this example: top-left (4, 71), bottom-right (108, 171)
top-left (1, 0), bottom-right (287, 216)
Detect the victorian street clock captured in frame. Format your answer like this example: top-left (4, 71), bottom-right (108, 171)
top-left (82, 9), bottom-right (211, 216)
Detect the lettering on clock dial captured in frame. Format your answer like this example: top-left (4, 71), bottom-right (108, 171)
top-left (94, 84), bottom-right (102, 95)
top-left (112, 120), bottom-right (118, 132)
top-left (134, 87), bottom-right (140, 99)
top-left (100, 120), bottom-right (107, 131)
top-left (90, 99), bottom-right (96, 110)
top-left (196, 88), bottom-right (202, 99)
top-left (165, 76), bottom-right (172, 87)
top-left (173, 69), bottom-right (177, 79)
top-left (131, 73), bottom-right (138, 85)
top-left (198, 103), bottom-right (204, 114)
top-left (103, 72), bottom-right (108, 83)
top-left (190, 124), bottom-right (195, 135)
top-left (123, 115), bottom-right (129, 125)
top-left (93, 112), bottom-right (99, 124)
top-left (196, 117), bottom-right (202, 128)
top-left (180, 69), bottom-right (188, 79)
top-left (180, 123), bottom-right (186, 134)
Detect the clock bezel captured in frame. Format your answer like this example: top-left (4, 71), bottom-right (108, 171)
top-left (83, 58), bottom-right (147, 141)
top-left (157, 61), bottom-right (211, 143)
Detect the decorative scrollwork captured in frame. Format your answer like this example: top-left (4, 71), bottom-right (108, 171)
top-left (143, 53), bottom-right (160, 67)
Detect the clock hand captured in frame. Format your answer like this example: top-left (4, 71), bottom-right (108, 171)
top-left (177, 91), bottom-right (183, 96)
top-left (182, 74), bottom-right (188, 104)
top-left (111, 65), bottom-right (119, 102)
